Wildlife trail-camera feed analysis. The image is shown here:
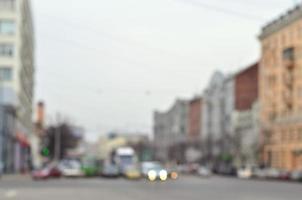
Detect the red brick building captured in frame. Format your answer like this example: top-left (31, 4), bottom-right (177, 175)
top-left (188, 97), bottom-right (202, 140)
top-left (235, 63), bottom-right (259, 111)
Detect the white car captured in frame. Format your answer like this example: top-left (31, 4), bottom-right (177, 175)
top-left (59, 160), bottom-right (83, 177)
top-left (197, 166), bottom-right (212, 177)
top-left (237, 167), bottom-right (253, 179)
top-left (141, 162), bottom-right (168, 181)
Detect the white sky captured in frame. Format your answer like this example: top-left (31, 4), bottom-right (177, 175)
top-left (32, 0), bottom-right (296, 141)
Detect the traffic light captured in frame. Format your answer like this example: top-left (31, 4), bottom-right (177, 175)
top-left (41, 147), bottom-right (50, 157)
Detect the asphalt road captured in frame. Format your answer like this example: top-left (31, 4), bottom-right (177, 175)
top-left (0, 175), bottom-right (301, 200)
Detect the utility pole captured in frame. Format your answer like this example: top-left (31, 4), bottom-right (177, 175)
top-left (54, 113), bottom-right (61, 162)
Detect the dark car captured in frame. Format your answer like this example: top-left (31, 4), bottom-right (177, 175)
top-left (32, 163), bottom-right (61, 180)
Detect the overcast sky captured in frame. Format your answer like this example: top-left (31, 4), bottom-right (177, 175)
top-left (32, 0), bottom-right (296, 141)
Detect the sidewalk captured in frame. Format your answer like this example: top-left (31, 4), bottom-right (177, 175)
top-left (1, 174), bottom-right (31, 181)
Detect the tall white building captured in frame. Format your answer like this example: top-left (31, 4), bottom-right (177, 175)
top-left (154, 99), bottom-right (188, 162)
top-left (0, 0), bottom-right (34, 172)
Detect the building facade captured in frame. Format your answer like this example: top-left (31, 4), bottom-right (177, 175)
top-left (202, 71), bottom-right (229, 161)
top-left (259, 4), bottom-right (302, 170)
top-left (232, 63), bottom-right (259, 167)
top-left (0, 0), bottom-right (34, 173)
top-left (188, 96), bottom-right (202, 140)
top-left (153, 99), bottom-right (188, 162)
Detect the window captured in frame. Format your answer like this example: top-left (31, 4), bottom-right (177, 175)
top-left (0, 67), bottom-right (12, 81)
top-left (0, 0), bottom-right (15, 10)
top-left (0, 20), bottom-right (16, 35)
top-left (283, 47), bottom-right (294, 60)
top-left (0, 43), bottom-right (14, 57)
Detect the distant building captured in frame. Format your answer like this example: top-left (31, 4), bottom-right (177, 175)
top-left (232, 63), bottom-right (259, 167)
top-left (202, 71), bottom-right (232, 161)
top-left (259, 5), bottom-right (302, 170)
top-left (0, 0), bottom-right (35, 173)
top-left (188, 96), bottom-right (202, 140)
top-left (153, 99), bottom-right (189, 162)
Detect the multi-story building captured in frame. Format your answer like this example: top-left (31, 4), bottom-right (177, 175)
top-left (188, 96), bottom-right (202, 140)
top-left (153, 99), bottom-right (188, 162)
top-left (232, 63), bottom-right (259, 167)
top-left (0, 0), bottom-right (34, 173)
top-left (202, 71), bottom-right (229, 161)
top-left (259, 4), bottom-right (302, 171)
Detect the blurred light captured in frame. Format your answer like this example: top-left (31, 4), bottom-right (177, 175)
top-left (148, 170), bottom-right (157, 181)
top-left (159, 170), bottom-right (167, 181)
top-left (171, 172), bottom-right (178, 180)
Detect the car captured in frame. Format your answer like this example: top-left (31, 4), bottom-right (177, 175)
top-left (101, 162), bottom-right (120, 178)
top-left (124, 165), bottom-right (141, 180)
top-left (32, 163), bottom-right (61, 180)
top-left (266, 168), bottom-right (281, 179)
top-left (141, 161), bottom-right (168, 181)
top-left (197, 166), bottom-right (212, 177)
top-left (278, 170), bottom-right (291, 180)
top-left (59, 160), bottom-right (84, 177)
top-left (290, 170), bottom-right (302, 182)
top-left (252, 168), bottom-right (267, 179)
top-left (237, 167), bottom-right (253, 179)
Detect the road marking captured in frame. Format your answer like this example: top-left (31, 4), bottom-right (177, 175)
top-left (4, 190), bottom-right (18, 199)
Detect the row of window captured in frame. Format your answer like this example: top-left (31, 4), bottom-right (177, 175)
top-left (0, 0), bottom-right (15, 11)
top-left (270, 129), bottom-right (302, 144)
top-left (0, 67), bottom-right (12, 81)
top-left (0, 20), bottom-right (15, 35)
top-left (0, 43), bottom-right (14, 57)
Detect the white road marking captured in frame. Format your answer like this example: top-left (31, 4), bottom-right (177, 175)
top-left (4, 190), bottom-right (18, 198)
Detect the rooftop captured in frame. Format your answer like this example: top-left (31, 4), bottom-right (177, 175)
top-left (259, 4), bottom-right (302, 39)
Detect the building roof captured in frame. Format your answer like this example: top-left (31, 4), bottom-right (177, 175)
top-left (259, 4), bottom-right (302, 39)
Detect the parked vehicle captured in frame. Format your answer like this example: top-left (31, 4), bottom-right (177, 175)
top-left (32, 163), bottom-right (61, 180)
top-left (237, 167), bottom-right (253, 179)
top-left (141, 161), bottom-right (168, 181)
top-left (290, 170), bottom-right (302, 182)
top-left (197, 166), bottom-right (212, 177)
top-left (124, 165), bottom-right (141, 180)
top-left (101, 162), bottom-right (120, 178)
top-left (252, 168), bottom-right (267, 179)
top-left (266, 168), bottom-right (281, 179)
top-left (278, 170), bottom-right (291, 180)
top-left (59, 160), bottom-right (83, 177)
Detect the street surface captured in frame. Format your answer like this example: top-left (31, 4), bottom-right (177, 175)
top-left (0, 175), bottom-right (301, 200)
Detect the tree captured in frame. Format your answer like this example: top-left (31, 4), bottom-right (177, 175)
top-left (42, 123), bottom-right (82, 160)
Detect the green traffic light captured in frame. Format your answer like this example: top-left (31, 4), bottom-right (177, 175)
top-left (42, 148), bottom-right (50, 156)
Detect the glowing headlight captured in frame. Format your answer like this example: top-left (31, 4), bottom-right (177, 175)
top-left (148, 170), bottom-right (157, 181)
top-left (159, 170), bottom-right (167, 181)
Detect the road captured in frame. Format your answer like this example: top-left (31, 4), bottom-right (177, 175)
top-left (0, 175), bottom-right (301, 200)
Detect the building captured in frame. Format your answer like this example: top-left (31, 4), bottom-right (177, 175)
top-left (259, 4), bottom-right (302, 171)
top-left (201, 72), bottom-right (225, 160)
top-left (0, 0), bottom-right (34, 173)
top-left (232, 63), bottom-right (259, 167)
top-left (188, 96), bottom-right (202, 140)
top-left (153, 99), bottom-right (188, 162)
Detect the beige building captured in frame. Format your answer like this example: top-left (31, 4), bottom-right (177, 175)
top-left (0, 0), bottom-right (34, 138)
top-left (259, 5), bottom-right (302, 171)
top-left (0, 0), bottom-right (34, 171)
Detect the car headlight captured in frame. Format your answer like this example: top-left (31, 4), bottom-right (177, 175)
top-left (148, 170), bottom-right (157, 181)
top-left (159, 170), bottom-right (167, 181)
